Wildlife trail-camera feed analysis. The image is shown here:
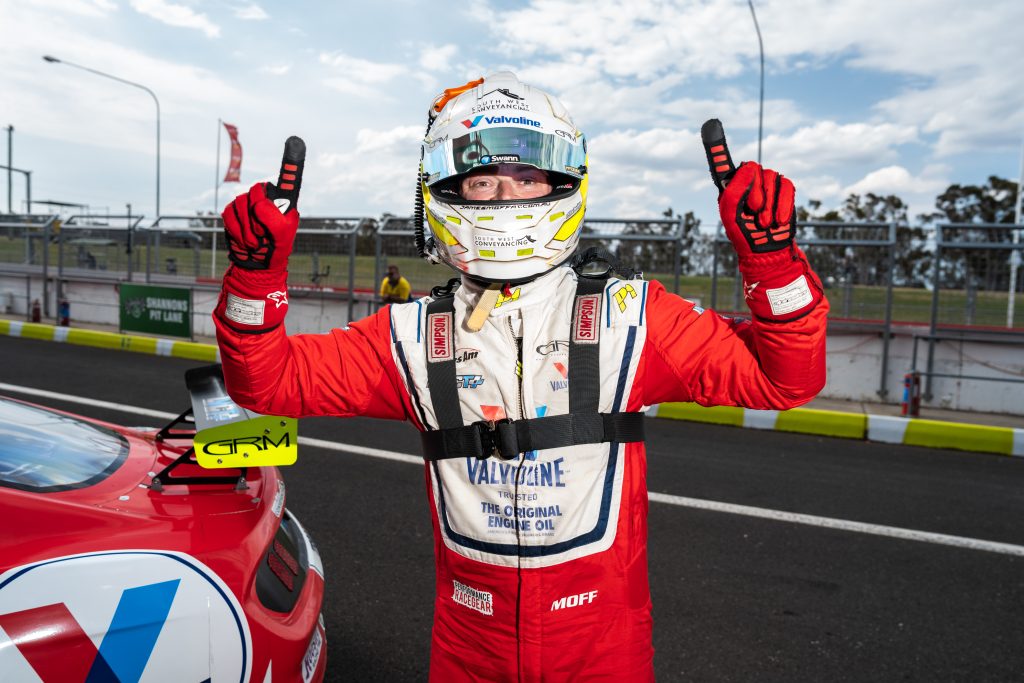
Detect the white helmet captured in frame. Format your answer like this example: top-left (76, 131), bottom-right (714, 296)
top-left (419, 71), bottom-right (588, 283)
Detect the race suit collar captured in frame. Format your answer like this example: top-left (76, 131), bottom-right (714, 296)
top-left (456, 265), bottom-right (575, 314)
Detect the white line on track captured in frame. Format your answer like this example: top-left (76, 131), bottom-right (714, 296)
top-left (4, 382), bottom-right (1023, 558)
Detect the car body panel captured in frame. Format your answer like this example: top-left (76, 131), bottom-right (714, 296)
top-left (0, 396), bottom-right (325, 683)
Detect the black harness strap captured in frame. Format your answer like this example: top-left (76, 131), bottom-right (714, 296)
top-left (569, 276), bottom-right (604, 414)
top-left (419, 275), bottom-right (644, 461)
top-left (420, 412), bottom-right (645, 461)
top-left (424, 295), bottom-right (462, 430)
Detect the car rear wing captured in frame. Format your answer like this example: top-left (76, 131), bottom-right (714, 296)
top-left (150, 364), bottom-right (297, 491)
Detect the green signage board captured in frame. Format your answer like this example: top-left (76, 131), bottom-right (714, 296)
top-left (119, 283), bottom-right (192, 338)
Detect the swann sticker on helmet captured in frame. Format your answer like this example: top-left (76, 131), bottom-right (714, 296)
top-left (0, 550), bottom-right (252, 683)
top-left (420, 71), bottom-right (590, 282)
top-left (194, 415), bottom-right (298, 468)
top-left (480, 154), bottom-right (521, 164)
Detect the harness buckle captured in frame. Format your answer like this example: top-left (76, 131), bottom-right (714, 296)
top-left (474, 418), bottom-right (518, 460)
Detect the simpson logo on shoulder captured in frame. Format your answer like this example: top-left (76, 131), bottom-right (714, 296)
top-left (186, 365), bottom-right (298, 468)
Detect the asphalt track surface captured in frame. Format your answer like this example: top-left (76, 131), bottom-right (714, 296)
top-left (3, 333), bottom-right (1024, 682)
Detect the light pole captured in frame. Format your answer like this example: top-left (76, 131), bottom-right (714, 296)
top-left (748, 0), bottom-right (764, 165)
top-left (42, 55), bottom-right (161, 218)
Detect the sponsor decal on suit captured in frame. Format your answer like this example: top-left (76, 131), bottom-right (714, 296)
top-left (612, 284), bottom-right (637, 312)
top-left (573, 294), bottom-right (600, 344)
top-left (551, 590), bottom-right (598, 611)
top-left (549, 362), bottom-right (568, 392)
top-left (452, 579), bottom-right (493, 616)
top-left (456, 374), bottom-right (485, 389)
top-left (267, 290), bottom-right (289, 309)
top-left (428, 312), bottom-right (453, 362)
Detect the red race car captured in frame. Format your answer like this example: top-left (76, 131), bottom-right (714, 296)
top-left (0, 366), bottom-right (326, 683)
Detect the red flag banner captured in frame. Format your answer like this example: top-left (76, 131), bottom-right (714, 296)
top-left (223, 122), bottom-right (242, 182)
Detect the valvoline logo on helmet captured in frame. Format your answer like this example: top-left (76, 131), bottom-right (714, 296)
top-left (462, 115), bottom-right (542, 129)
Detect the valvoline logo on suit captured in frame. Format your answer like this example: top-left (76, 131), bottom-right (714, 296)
top-left (0, 551), bottom-right (251, 683)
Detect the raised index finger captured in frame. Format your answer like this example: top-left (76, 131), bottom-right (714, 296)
top-left (700, 118), bottom-right (736, 193)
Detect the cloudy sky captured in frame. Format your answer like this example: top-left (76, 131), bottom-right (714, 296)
top-left (2, 0), bottom-right (1022, 230)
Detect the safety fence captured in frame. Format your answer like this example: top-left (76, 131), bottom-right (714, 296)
top-left (0, 214), bottom-right (59, 317)
top-left (2, 211), bottom-right (1023, 401)
top-left (920, 223), bottom-right (1024, 400)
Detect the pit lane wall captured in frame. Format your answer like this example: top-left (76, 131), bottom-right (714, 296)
top-left (0, 274), bottom-right (376, 337)
top-left (2, 274), bottom-right (1023, 417)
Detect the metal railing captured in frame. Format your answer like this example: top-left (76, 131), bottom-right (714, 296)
top-left (144, 215), bottom-right (223, 282)
top-left (0, 214), bottom-right (58, 315)
top-left (58, 213), bottom-right (146, 279)
top-left (291, 216), bottom-right (371, 321)
top-left (911, 331), bottom-right (1024, 388)
top-left (925, 223), bottom-right (1024, 398)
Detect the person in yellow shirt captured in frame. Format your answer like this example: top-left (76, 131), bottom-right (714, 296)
top-left (379, 264), bottom-right (411, 303)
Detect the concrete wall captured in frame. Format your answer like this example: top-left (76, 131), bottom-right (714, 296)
top-left (4, 272), bottom-right (1023, 415)
top-left (824, 330), bottom-right (1024, 412)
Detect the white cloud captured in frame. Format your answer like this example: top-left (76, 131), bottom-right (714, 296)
top-left (419, 44), bottom-right (458, 72)
top-left (259, 64), bottom-right (290, 76)
top-left (4, 0), bottom-right (1020, 223)
top-left (583, 128), bottom-right (709, 216)
top-left (589, 128), bottom-right (703, 171)
top-left (233, 3), bottom-right (268, 20)
top-left (319, 51), bottom-right (406, 81)
top-left (29, 0), bottom-right (116, 16)
top-left (843, 165), bottom-right (950, 198)
top-left (319, 51), bottom-right (408, 99)
top-left (129, 0), bottom-right (220, 38)
top-left (795, 175), bottom-right (845, 203)
top-left (744, 121), bottom-right (920, 174)
top-left (313, 126), bottom-right (424, 211)
top-left (479, 0), bottom-right (1024, 162)
top-left (594, 184), bottom-right (675, 218)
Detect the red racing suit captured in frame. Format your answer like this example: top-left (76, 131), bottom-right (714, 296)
top-left (214, 243), bottom-right (828, 681)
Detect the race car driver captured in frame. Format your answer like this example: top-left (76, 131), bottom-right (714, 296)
top-left (213, 71), bottom-right (829, 681)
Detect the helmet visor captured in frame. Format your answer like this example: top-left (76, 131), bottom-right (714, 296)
top-left (423, 128), bottom-right (585, 186)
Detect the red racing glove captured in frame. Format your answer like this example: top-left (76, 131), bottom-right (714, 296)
top-left (222, 181), bottom-right (299, 272)
top-left (702, 119), bottom-right (823, 322)
top-left (719, 162), bottom-right (794, 257)
top-left (215, 137), bottom-right (306, 334)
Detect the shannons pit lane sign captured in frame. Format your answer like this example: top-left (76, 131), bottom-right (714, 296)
top-left (119, 284), bottom-right (192, 338)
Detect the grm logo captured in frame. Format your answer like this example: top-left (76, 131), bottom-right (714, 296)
top-left (201, 432), bottom-right (290, 456)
